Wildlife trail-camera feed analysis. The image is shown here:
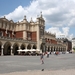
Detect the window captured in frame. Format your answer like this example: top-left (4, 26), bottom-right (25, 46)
top-left (27, 32), bottom-right (31, 40)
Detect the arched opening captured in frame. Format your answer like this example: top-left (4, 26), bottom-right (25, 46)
top-left (54, 47), bottom-right (55, 52)
top-left (0, 31), bottom-right (3, 36)
top-left (0, 45), bottom-right (1, 55)
top-left (48, 46), bottom-right (50, 52)
top-left (27, 44), bottom-right (31, 49)
top-left (33, 44), bottom-right (37, 49)
top-left (51, 47), bottom-right (53, 52)
top-left (21, 44), bottom-right (26, 50)
top-left (13, 43), bottom-right (19, 55)
top-left (59, 47), bottom-right (60, 52)
top-left (61, 48), bottom-right (62, 52)
top-left (4, 42), bottom-right (11, 55)
top-left (0, 41), bottom-right (2, 55)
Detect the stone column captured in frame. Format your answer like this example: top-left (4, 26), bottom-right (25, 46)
top-left (50, 46), bottom-right (51, 52)
top-left (1, 45), bottom-right (4, 56)
top-left (53, 46), bottom-right (54, 52)
top-left (18, 46), bottom-right (21, 54)
top-left (11, 46), bottom-right (13, 55)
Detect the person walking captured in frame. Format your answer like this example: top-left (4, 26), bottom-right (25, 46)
top-left (47, 52), bottom-right (49, 58)
top-left (40, 53), bottom-right (44, 64)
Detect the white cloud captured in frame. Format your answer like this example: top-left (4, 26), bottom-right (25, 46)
top-left (46, 27), bottom-right (74, 40)
top-left (1, 0), bottom-right (75, 39)
top-left (2, 0), bottom-right (75, 27)
top-left (5, 6), bottom-right (25, 21)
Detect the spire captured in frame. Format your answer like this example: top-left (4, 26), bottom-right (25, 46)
top-left (40, 11), bottom-right (42, 18)
top-left (23, 15), bottom-right (28, 23)
top-left (4, 16), bottom-right (6, 18)
top-left (24, 15), bottom-right (26, 20)
top-left (30, 17), bottom-right (33, 23)
top-left (37, 15), bottom-right (39, 18)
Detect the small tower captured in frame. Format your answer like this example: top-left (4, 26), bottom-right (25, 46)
top-left (23, 15), bottom-right (28, 23)
top-left (36, 12), bottom-right (45, 50)
top-left (30, 17), bottom-right (34, 25)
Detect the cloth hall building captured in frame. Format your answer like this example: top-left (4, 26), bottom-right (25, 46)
top-left (0, 13), bottom-right (66, 56)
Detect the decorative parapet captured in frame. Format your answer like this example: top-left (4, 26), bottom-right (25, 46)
top-left (0, 36), bottom-right (36, 44)
top-left (45, 31), bottom-right (56, 37)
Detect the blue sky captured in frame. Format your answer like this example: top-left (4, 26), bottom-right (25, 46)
top-left (0, 0), bottom-right (32, 15)
top-left (0, 0), bottom-right (75, 40)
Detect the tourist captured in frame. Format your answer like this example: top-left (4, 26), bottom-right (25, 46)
top-left (40, 53), bottom-right (44, 64)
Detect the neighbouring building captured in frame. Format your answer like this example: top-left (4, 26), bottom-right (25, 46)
top-left (0, 12), bottom-right (66, 56)
top-left (72, 38), bottom-right (75, 51)
top-left (57, 38), bottom-right (72, 52)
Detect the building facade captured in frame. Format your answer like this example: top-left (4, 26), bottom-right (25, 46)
top-left (72, 38), bottom-right (75, 51)
top-left (0, 13), bottom-right (66, 56)
top-left (57, 38), bottom-right (72, 52)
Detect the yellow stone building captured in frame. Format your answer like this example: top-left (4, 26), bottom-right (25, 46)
top-left (0, 13), bottom-right (66, 55)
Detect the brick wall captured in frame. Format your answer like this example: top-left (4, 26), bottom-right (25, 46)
top-left (16, 31), bottom-right (23, 39)
top-left (31, 32), bottom-right (37, 41)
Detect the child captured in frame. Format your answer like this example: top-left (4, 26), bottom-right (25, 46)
top-left (40, 53), bottom-right (44, 64)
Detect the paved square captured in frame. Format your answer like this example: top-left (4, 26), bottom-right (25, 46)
top-left (0, 53), bottom-right (75, 74)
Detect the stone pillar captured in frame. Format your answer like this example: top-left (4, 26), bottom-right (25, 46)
top-left (1, 45), bottom-right (4, 56)
top-left (5, 28), bottom-right (7, 37)
top-left (11, 46), bottom-right (13, 55)
top-left (53, 46), bottom-right (54, 52)
top-left (25, 45), bottom-right (27, 49)
top-left (50, 46), bottom-right (51, 52)
top-left (18, 46), bottom-right (21, 54)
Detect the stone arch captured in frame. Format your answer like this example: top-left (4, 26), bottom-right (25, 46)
top-left (51, 46), bottom-right (53, 52)
top-left (54, 47), bottom-right (55, 51)
top-left (59, 47), bottom-right (61, 52)
top-left (27, 44), bottom-right (31, 49)
top-left (13, 43), bottom-right (19, 55)
top-left (4, 41), bottom-right (12, 55)
top-left (21, 43), bottom-right (26, 50)
top-left (33, 44), bottom-right (37, 49)
top-left (0, 41), bottom-right (2, 55)
top-left (60, 47), bottom-right (62, 51)
top-left (48, 46), bottom-right (50, 52)
top-left (56, 47), bottom-right (58, 51)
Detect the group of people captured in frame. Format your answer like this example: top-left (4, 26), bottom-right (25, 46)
top-left (40, 52), bottom-right (51, 64)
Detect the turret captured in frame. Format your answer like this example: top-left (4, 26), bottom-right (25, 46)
top-left (22, 15), bottom-right (28, 23)
top-left (30, 17), bottom-right (35, 25)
